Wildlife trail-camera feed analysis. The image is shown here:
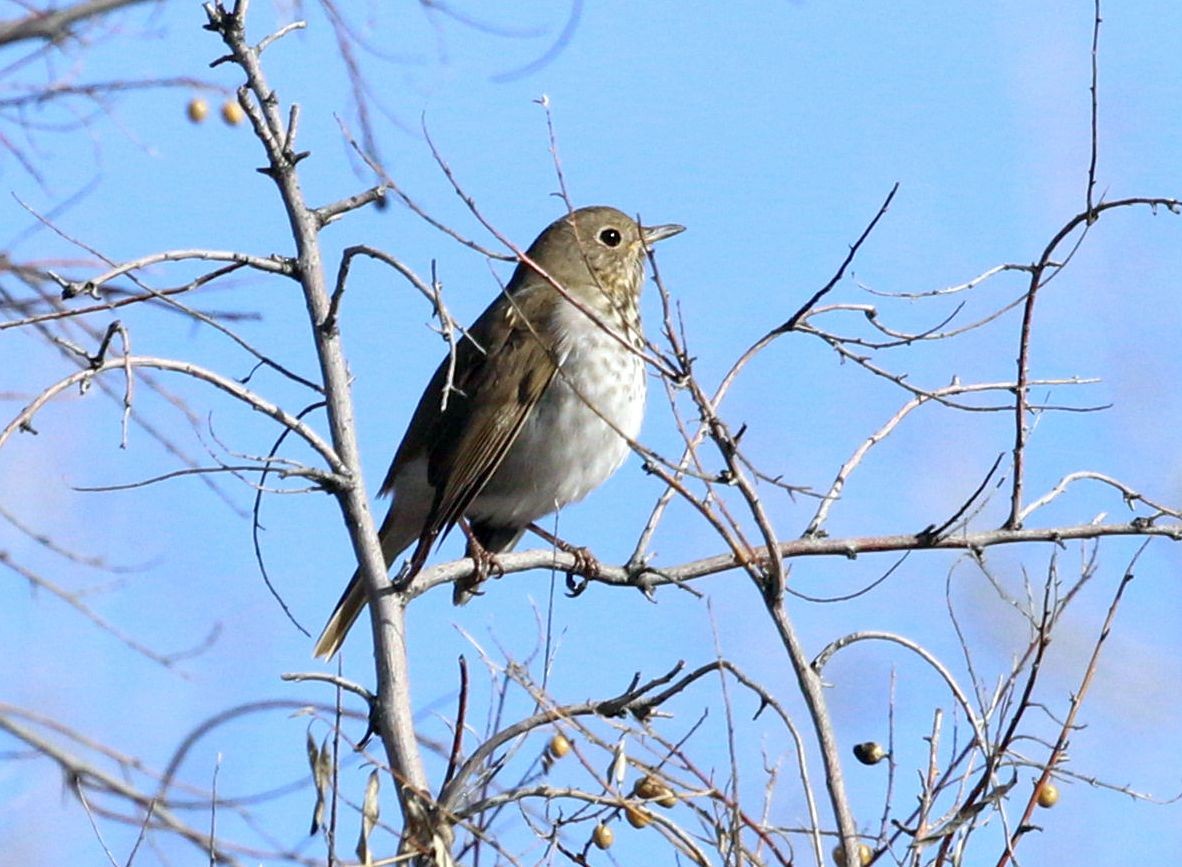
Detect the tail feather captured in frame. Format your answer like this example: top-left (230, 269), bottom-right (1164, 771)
top-left (313, 570), bottom-right (367, 659)
top-left (315, 489), bottom-right (425, 658)
top-left (319, 455), bottom-right (434, 656)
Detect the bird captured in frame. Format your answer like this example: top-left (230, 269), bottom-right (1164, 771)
top-left (314, 206), bottom-right (684, 658)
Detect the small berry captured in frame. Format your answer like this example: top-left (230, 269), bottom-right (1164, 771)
top-left (853, 742), bottom-right (886, 766)
top-left (624, 804), bottom-right (652, 828)
top-left (1036, 781), bottom-right (1060, 808)
top-left (832, 842), bottom-right (873, 866)
top-left (186, 98), bottom-right (209, 123)
top-left (547, 733), bottom-right (571, 759)
top-left (221, 100), bottom-right (244, 126)
top-left (592, 822), bottom-right (613, 849)
top-left (633, 774), bottom-right (677, 808)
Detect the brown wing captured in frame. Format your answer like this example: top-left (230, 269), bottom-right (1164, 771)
top-left (384, 286), bottom-right (557, 573)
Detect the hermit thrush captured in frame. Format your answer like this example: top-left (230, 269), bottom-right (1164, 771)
top-left (314, 206), bottom-right (683, 658)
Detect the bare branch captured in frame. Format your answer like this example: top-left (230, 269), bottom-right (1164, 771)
top-left (0, 0), bottom-right (154, 47)
top-left (405, 519), bottom-right (1182, 599)
top-left (0, 355), bottom-right (343, 474)
top-left (811, 631), bottom-right (987, 750)
top-left (1008, 196), bottom-right (1182, 528)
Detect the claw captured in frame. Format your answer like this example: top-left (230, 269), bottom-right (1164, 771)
top-left (453, 524), bottom-right (504, 605)
top-left (527, 522), bottom-right (602, 591)
top-left (566, 544), bottom-right (601, 578)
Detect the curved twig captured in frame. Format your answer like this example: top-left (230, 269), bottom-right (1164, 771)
top-left (0, 355), bottom-right (343, 474)
top-left (811, 631), bottom-right (987, 750)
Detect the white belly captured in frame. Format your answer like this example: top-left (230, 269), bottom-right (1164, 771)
top-left (468, 314), bottom-right (645, 526)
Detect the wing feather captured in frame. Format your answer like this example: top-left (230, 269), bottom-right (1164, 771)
top-left (385, 287), bottom-right (557, 573)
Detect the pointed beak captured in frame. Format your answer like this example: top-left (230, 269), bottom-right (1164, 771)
top-left (641, 222), bottom-right (686, 251)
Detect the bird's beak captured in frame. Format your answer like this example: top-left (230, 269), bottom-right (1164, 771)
top-left (641, 222), bottom-right (686, 251)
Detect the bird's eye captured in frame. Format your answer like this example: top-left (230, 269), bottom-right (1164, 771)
top-left (598, 227), bottom-right (622, 247)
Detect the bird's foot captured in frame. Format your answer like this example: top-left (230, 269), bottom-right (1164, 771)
top-left (563, 543), bottom-right (600, 578)
top-left (453, 525), bottom-right (505, 605)
top-left (527, 522), bottom-right (602, 596)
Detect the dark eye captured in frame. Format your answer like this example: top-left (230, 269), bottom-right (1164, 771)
top-left (598, 227), bottom-right (622, 247)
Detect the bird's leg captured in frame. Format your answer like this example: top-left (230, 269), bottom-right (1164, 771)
top-left (453, 518), bottom-right (505, 605)
top-left (527, 522), bottom-right (602, 579)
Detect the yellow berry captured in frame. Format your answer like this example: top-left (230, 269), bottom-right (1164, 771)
top-left (592, 823), bottom-right (613, 849)
top-left (221, 100), bottom-right (244, 126)
top-left (547, 733), bottom-right (571, 759)
top-left (832, 842), bottom-right (873, 866)
top-left (1036, 781), bottom-right (1060, 808)
top-left (624, 804), bottom-right (652, 828)
top-left (633, 774), bottom-right (677, 807)
top-left (853, 742), bottom-right (886, 765)
top-left (633, 775), bottom-right (660, 798)
top-left (186, 98), bottom-right (209, 123)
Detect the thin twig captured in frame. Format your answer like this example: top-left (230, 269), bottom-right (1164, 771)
top-left (441, 656), bottom-right (470, 791)
top-left (994, 544), bottom-right (1139, 867)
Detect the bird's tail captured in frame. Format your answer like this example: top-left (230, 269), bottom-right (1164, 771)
top-left (314, 503), bottom-right (419, 659)
top-left (313, 572), bottom-right (367, 659)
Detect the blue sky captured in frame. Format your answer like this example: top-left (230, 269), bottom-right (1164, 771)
top-left (2, 1), bottom-right (1181, 864)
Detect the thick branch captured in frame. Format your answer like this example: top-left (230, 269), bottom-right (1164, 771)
top-left (204, 0), bottom-right (428, 810)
